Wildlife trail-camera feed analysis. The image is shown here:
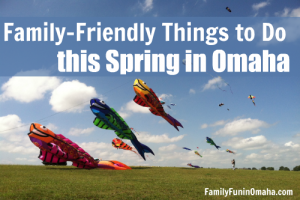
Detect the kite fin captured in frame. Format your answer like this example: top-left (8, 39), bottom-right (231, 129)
top-left (133, 95), bottom-right (149, 107)
top-left (130, 137), bottom-right (146, 160)
top-left (140, 143), bottom-right (155, 155)
top-left (149, 108), bottom-right (160, 116)
top-left (165, 114), bottom-right (183, 131)
top-left (93, 117), bottom-right (114, 130)
top-left (110, 107), bottom-right (129, 127)
top-left (39, 150), bottom-right (67, 164)
top-left (215, 145), bottom-right (221, 150)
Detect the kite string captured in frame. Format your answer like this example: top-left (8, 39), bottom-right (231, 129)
top-left (0, 79), bottom-right (133, 133)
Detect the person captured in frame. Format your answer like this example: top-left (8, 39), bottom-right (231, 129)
top-left (231, 159), bottom-right (235, 170)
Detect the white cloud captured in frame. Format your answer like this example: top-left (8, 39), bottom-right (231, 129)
top-left (138, 132), bottom-right (185, 143)
top-left (159, 144), bottom-right (178, 151)
top-left (275, 7), bottom-right (300, 17)
top-left (0, 114), bottom-right (28, 142)
top-left (158, 119), bottom-right (166, 124)
top-left (0, 140), bottom-right (38, 155)
top-left (222, 135), bottom-right (269, 150)
top-left (49, 80), bottom-right (98, 113)
top-left (201, 123), bottom-right (208, 129)
top-left (252, 1), bottom-right (270, 11)
top-left (293, 133), bottom-right (300, 137)
top-left (68, 127), bottom-right (95, 136)
top-left (139, 0), bottom-right (153, 13)
top-left (46, 123), bottom-right (58, 131)
top-left (0, 76), bottom-right (61, 103)
top-left (158, 93), bottom-right (173, 100)
top-left (210, 120), bottom-right (226, 127)
top-left (213, 118), bottom-right (269, 136)
top-left (243, 141), bottom-right (300, 167)
top-left (202, 77), bottom-right (226, 91)
top-left (16, 158), bottom-right (27, 161)
top-left (189, 89), bottom-right (196, 94)
top-left (118, 100), bottom-right (149, 119)
top-left (284, 141), bottom-right (300, 148)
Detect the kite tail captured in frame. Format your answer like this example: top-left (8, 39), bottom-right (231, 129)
top-left (140, 143), bottom-right (155, 155)
top-left (130, 137), bottom-right (147, 160)
top-left (165, 114), bottom-right (183, 131)
top-left (215, 145), bottom-right (221, 150)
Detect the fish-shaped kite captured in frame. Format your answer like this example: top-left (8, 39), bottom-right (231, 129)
top-left (28, 123), bottom-right (131, 170)
top-left (226, 149), bottom-right (235, 154)
top-left (183, 147), bottom-right (191, 151)
top-left (90, 98), bottom-right (154, 160)
top-left (206, 137), bottom-right (221, 150)
top-left (187, 163), bottom-right (200, 168)
top-left (112, 138), bottom-right (140, 156)
top-left (133, 79), bottom-right (183, 131)
top-left (194, 150), bottom-right (202, 157)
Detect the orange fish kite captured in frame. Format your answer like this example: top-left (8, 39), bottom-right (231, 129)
top-left (133, 79), bottom-right (183, 131)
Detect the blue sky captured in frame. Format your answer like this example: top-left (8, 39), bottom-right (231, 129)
top-left (0, 0), bottom-right (300, 169)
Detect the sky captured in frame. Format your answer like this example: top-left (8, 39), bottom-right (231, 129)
top-left (0, 0), bottom-right (300, 170)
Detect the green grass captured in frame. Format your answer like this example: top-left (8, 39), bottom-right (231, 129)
top-left (0, 165), bottom-right (299, 199)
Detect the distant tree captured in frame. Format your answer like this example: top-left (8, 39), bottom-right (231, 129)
top-left (267, 167), bottom-right (274, 171)
top-left (284, 167), bottom-right (290, 171)
top-left (261, 166), bottom-right (266, 170)
top-left (252, 167), bottom-right (257, 170)
top-left (279, 166), bottom-right (285, 171)
top-left (248, 168), bottom-right (251, 170)
top-left (293, 165), bottom-right (300, 171)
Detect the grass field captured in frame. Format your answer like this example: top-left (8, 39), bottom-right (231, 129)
top-left (0, 165), bottom-right (299, 200)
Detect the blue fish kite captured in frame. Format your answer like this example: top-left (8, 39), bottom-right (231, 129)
top-left (206, 137), bottom-right (221, 150)
top-left (90, 98), bottom-right (154, 160)
top-left (183, 147), bottom-right (192, 151)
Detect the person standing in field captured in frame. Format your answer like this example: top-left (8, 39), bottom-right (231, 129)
top-left (231, 159), bottom-right (235, 170)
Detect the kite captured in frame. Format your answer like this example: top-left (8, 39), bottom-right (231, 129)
top-left (182, 59), bottom-right (186, 65)
top-left (159, 98), bottom-right (165, 105)
top-left (187, 163), bottom-right (200, 168)
top-left (227, 108), bottom-right (230, 111)
top-left (28, 123), bottom-right (131, 170)
top-left (248, 95), bottom-right (255, 99)
top-left (183, 147), bottom-right (192, 151)
top-left (226, 7), bottom-right (232, 12)
top-left (219, 103), bottom-right (224, 107)
top-left (206, 137), bottom-right (221, 150)
top-left (194, 150), bottom-right (202, 157)
top-left (90, 98), bottom-right (154, 160)
top-left (159, 98), bottom-right (176, 110)
top-left (248, 95), bottom-right (256, 106)
top-left (133, 79), bottom-right (183, 131)
top-left (112, 138), bottom-right (140, 156)
top-left (226, 149), bottom-right (235, 154)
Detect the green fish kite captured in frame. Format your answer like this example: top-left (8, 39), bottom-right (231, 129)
top-left (90, 98), bottom-right (154, 160)
top-left (206, 137), bottom-right (221, 150)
